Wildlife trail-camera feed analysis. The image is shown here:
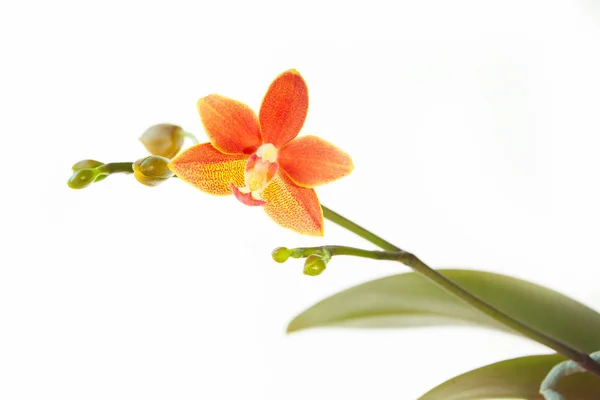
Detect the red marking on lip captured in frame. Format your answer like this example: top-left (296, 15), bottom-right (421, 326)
top-left (230, 183), bottom-right (266, 206)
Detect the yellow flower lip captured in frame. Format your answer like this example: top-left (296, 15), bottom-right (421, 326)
top-left (237, 150), bottom-right (280, 204)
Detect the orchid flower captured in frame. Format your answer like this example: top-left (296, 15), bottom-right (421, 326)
top-left (168, 70), bottom-right (353, 236)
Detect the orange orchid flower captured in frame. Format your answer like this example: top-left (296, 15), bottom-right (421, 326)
top-left (168, 70), bottom-right (353, 236)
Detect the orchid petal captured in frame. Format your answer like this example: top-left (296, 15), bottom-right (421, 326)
top-left (198, 95), bottom-right (262, 155)
top-left (278, 135), bottom-right (354, 188)
top-left (261, 171), bottom-right (324, 236)
top-left (168, 143), bottom-right (246, 195)
top-left (259, 70), bottom-right (308, 148)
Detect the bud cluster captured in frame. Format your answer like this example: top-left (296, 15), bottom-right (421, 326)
top-left (271, 246), bottom-right (332, 276)
top-left (67, 124), bottom-right (188, 190)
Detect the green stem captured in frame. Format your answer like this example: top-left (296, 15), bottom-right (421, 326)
top-left (101, 162), bottom-right (134, 174)
top-left (319, 205), bottom-right (600, 378)
top-left (182, 131), bottom-right (200, 145)
top-left (68, 158), bottom-right (600, 377)
top-left (322, 206), bottom-right (401, 252)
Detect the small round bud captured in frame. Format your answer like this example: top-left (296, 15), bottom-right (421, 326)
top-left (140, 124), bottom-right (184, 158)
top-left (72, 159), bottom-right (104, 171)
top-left (271, 247), bottom-right (291, 263)
top-left (133, 155), bottom-right (173, 187)
top-left (303, 254), bottom-right (327, 276)
top-left (67, 169), bottom-right (98, 189)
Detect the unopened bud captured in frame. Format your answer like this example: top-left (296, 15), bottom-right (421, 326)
top-left (67, 168), bottom-right (99, 189)
top-left (70, 159), bottom-right (108, 183)
top-left (72, 159), bottom-right (104, 171)
top-left (303, 254), bottom-right (327, 276)
top-left (133, 155), bottom-right (173, 187)
top-left (140, 124), bottom-right (184, 158)
top-left (272, 247), bottom-right (292, 263)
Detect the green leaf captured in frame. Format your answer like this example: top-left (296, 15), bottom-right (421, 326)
top-left (418, 354), bottom-right (600, 400)
top-left (288, 269), bottom-right (600, 352)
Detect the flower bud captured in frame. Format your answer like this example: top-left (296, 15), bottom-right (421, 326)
top-left (69, 159), bottom-right (108, 186)
top-left (72, 159), bottom-right (104, 171)
top-left (271, 247), bottom-right (291, 263)
top-left (303, 254), bottom-right (327, 276)
top-left (133, 155), bottom-right (173, 187)
top-left (140, 124), bottom-right (184, 158)
top-left (67, 168), bottom-right (99, 189)
top-left (93, 174), bottom-right (108, 183)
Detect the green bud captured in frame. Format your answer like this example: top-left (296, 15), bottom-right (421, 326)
top-left (271, 247), bottom-right (291, 263)
top-left (303, 254), bottom-right (327, 276)
top-left (93, 174), bottom-right (108, 182)
top-left (140, 124), bottom-right (185, 158)
top-left (72, 159), bottom-right (104, 171)
top-left (133, 155), bottom-right (173, 187)
top-left (67, 168), bottom-right (99, 189)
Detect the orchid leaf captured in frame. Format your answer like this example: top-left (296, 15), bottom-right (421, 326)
top-left (418, 354), bottom-right (600, 400)
top-left (288, 269), bottom-right (600, 352)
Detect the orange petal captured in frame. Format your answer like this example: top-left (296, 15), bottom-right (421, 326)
top-left (261, 171), bottom-right (324, 236)
top-left (198, 94), bottom-right (263, 155)
top-left (278, 135), bottom-right (354, 188)
top-left (168, 143), bottom-right (246, 195)
top-left (258, 70), bottom-right (308, 148)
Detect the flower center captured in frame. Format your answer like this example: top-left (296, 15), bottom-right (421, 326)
top-left (256, 143), bottom-right (278, 163)
top-left (231, 143), bottom-right (279, 206)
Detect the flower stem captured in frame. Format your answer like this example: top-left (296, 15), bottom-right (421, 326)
top-left (100, 162), bottom-right (134, 174)
top-left (67, 158), bottom-right (600, 376)
top-left (322, 206), bottom-right (401, 252)
top-left (320, 205), bottom-right (600, 378)
top-left (182, 131), bottom-right (200, 145)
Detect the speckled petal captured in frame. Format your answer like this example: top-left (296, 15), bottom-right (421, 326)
top-left (168, 143), bottom-right (246, 195)
top-left (261, 171), bottom-right (324, 236)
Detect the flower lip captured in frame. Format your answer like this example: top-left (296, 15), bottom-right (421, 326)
top-left (230, 183), bottom-right (266, 206)
top-left (233, 151), bottom-right (280, 206)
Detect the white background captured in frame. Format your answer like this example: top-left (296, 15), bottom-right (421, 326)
top-left (2, 1), bottom-right (600, 399)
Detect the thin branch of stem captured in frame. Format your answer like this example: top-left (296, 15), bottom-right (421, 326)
top-left (102, 162), bottom-right (134, 174)
top-left (319, 206), bottom-right (600, 378)
top-left (182, 131), bottom-right (200, 145)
